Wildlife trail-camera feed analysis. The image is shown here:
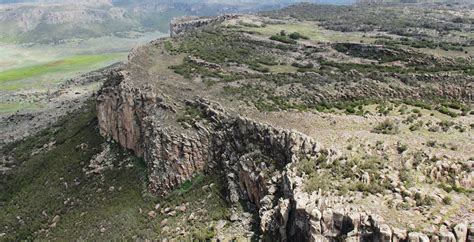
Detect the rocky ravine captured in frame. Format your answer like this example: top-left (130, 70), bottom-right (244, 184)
top-left (96, 69), bottom-right (472, 241)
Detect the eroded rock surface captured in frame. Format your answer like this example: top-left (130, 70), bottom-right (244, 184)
top-left (96, 70), bottom-right (471, 241)
top-left (96, 13), bottom-right (473, 242)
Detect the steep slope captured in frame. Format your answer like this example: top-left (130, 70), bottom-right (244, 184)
top-left (1, 3), bottom-right (473, 241)
top-left (0, 100), bottom-right (240, 240)
top-left (95, 8), bottom-right (473, 241)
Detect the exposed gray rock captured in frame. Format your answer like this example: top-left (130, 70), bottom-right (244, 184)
top-left (170, 15), bottom-right (238, 37)
top-left (409, 232), bottom-right (430, 242)
top-left (439, 230), bottom-right (457, 242)
top-left (96, 70), bottom-right (467, 241)
top-left (454, 223), bottom-right (467, 242)
top-left (468, 223), bottom-right (474, 242)
top-left (393, 227), bottom-right (407, 242)
top-left (377, 224), bottom-right (392, 242)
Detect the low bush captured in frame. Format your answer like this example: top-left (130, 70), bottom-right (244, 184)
top-left (289, 32), bottom-right (309, 40)
top-left (409, 121), bottom-right (423, 131)
top-left (442, 195), bottom-right (452, 205)
top-left (372, 119), bottom-right (399, 135)
top-left (399, 168), bottom-right (414, 187)
top-left (438, 120), bottom-right (454, 132)
top-left (305, 173), bottom-right (331, 192)
top-left (436, 106), bottom-right (458, 118)
top-left (296, 158), bottom-right (316, 176)
top-left (270, 34), bottom-right (297, 44)
top-left (415, 194), bottom-right (435, 207)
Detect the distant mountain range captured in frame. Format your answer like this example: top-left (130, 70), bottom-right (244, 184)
top-left (0, 0), bottom-right (355, 5)
top-left (0, 0), bottom-right (357, 44)
top-left (1, 0), bottom-right (468, 45)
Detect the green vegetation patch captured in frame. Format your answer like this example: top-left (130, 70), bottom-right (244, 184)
top-left (374, 38), bottom-right (468, 52)
top-left (0, 53), bottom-right (123, 84)
top-left (270, 31), bottom-right (297, 44)
top-left (372, 119), bottom-right (400, 135)
top-left (332, 43), bottom-right (411, 63)
top-left (297, 153), bottom-right (391, 195)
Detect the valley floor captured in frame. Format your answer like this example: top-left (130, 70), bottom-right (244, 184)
top-left (0, 31), bottom-right (167, 114)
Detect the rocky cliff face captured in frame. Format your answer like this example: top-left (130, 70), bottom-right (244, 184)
top-left (96, 70), bottom-right (472, 241)
top-left (170, 15), bottom-right (238, 37)
top-left (95, 10), bottom-right (474, 241)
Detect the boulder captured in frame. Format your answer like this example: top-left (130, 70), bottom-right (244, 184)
top-left (453, 223), bottom-right (467, 242)
top-left (468, 223), bottom-right (474, 242)
top-left (148, 211), bottom-right (157, 219)
top-left (52, 215), bottom-right (60, 224)
top-left (378, 224), bottom-right (392, 242)
top-left (439, 230), bottom-right (456, 242)
top-left (393, 228), bottom-right (407, 242)
top-left (409, 232), bottom-right (429, 242)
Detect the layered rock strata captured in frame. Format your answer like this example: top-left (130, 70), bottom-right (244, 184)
top-left (96, 71), bottom-right (472, 241)
top-left (170, 15), bottom-right (238, 37)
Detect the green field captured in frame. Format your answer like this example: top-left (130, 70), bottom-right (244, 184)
top-left (0, 31), bottom-right (167, 114)
top-left (0, 30), bottom-right (168, 92)
top-left (0, 53), bottom-right (127, 91)
top-left (0, 53), bottom-right (124, 84)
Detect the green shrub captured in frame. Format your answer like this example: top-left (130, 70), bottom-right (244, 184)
top-left (270, 34), bottom-right (297, 44)
top-left (454, 124), bottom-right (466, 133)
top-left (346, 106), bottom-right (356, 114)
top-left (409, 121), bottom-right (423, 131)
top-left (438, 120), bottom-right (454, 132)
top-left (376, 104), bottom-right (393, 116)
top-left (297, 158), bottom-right (316, 176)
top-left (399, 168), bottom-right (414, 187)
top-left (350, 181), bottom-right (387, 195)
top-left (439, 183), bottom-right (453, 193)
top-left (192, 226), bottom-right (216, 240)
top-left (415, 194), bottom-right (435, 207)
top-left (238, 21), bottom-right (261, 28)
top-left (398, 105), bottom-right (408, 114)
top-left (305, 173), bottom-right (331, 192)
top-left (404, 114), bottom-right (418, 124)
top-left (164, 41), bottom-right (174, 52)
top-left (443, 101), bottom-right (462, 110)
top-left (177, 106), bottom-right (204, 125)
top-left (289, 32), bottom-right (309, 40)
top-left (372, 119), bottom-right (399, 135)
top-left (403, 100), bottom-right (433, 110)
top-left (436, 106), bottom-right (458, 118)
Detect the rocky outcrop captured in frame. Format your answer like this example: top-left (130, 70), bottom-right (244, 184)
top-left (96, 70), bottom-right (471, 241)
top-left (170, 15), bottom-right (238, 37)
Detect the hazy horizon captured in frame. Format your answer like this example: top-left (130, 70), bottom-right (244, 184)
top-left (0, 0), bottom-right (356, 6)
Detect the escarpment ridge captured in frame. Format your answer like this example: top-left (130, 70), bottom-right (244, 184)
top-left (96, 71), bottom-right (472, 241)
top-left (96, 11), bottom-right (473, 242)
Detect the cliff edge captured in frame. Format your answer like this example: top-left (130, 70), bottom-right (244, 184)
top-left (97, 12), bottom-right (473, 241)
